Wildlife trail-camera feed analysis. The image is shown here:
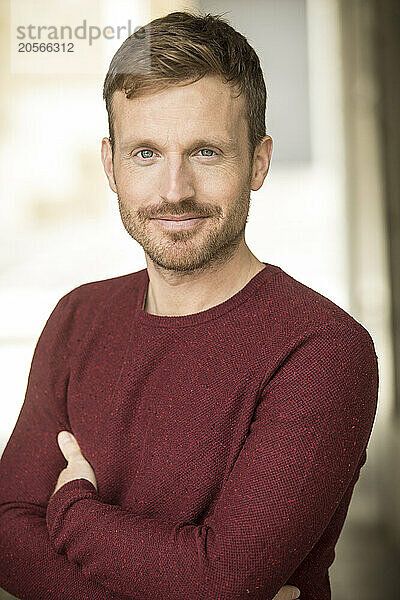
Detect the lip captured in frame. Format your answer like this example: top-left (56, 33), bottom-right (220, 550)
top-left (152, 217), bottom-right (208, 230)
top-left (153, 215), bottom-right (206, 221)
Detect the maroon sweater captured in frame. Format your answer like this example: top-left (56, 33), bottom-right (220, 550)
top-left (0, 262), bottom-right (379, 600)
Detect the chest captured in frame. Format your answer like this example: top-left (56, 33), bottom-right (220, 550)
top-left (66, 322), bottom-right (271, 520)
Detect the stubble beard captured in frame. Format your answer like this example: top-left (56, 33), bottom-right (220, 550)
top-left (117, 185), bottom-right (252, 274)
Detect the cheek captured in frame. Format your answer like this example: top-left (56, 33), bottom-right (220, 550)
top-left (115, 167), bottom-right (152, 200)
top-left (199, 170), bottom-right (243, 200)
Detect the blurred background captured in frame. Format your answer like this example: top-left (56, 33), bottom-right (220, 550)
top-left (0, 0), bottom-right (399, 598)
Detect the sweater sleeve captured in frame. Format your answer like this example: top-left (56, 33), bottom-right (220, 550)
top-left (45, 319), bottom-right (379, 600)
top-left (0, 291), bottom-right (130, 600)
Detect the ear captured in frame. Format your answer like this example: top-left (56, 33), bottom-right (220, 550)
top-left (101, 137), bottom-right (118, 194)
top-left (251, 135), bottom-right (273, 191)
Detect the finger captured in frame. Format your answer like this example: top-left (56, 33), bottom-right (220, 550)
top-left (57, 431), bottom-right (83, 462)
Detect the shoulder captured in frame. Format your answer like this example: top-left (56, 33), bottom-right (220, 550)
top-left (64, 269), bottom-right (144, 303)
top-left (60, 269), bottom-right (144, 312)
top-left (41, 269), bottom-right (145, 345)
top-left (264, 265), bottom-right (377, 355)
top-left (261, 271), bottom-right (379, 423)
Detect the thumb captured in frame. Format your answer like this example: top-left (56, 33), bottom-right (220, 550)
top-left (291, 587), bottom-right (300, 599)
top-left (57, 431), bottom-right (83, 462)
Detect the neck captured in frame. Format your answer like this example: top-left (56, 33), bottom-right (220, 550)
top-left (143, 243), bottom-right (265, 317)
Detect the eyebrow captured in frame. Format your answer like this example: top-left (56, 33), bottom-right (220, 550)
top-left (119, 136), bottom-right (237, 152)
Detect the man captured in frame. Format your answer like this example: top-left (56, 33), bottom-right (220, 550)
top-left (0, 10), bottom-right (378, 600)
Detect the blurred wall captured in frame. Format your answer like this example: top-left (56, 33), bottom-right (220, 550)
top-left (337, 0), bottom-right (399, 552)
top-left (373, 0), bottom-right (400, 547)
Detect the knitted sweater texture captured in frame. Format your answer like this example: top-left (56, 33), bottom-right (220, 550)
top-left (0, 262), bottom-right (379, 600)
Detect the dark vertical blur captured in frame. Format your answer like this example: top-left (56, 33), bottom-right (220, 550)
top-left (335, 0), bottom-right (400, 597)
top-left (374, 0), bottom-right (400, 422)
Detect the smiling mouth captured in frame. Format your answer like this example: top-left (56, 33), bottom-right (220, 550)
top-left (154, 215), bottom-right (206, 221)
top-left (151, 217), bottom-right (208, 230)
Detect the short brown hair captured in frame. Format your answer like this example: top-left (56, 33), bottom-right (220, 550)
top-left (103, 10), bottom-right (267, 162)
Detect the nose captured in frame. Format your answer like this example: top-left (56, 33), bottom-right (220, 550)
top-left (158, 155), bottom-right (195, 204)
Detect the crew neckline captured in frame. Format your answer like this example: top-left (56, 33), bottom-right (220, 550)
top-left (134, 262), bottom-right (282, 328)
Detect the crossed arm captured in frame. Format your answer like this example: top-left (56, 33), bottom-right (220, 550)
top-left (0, 294), bottom-right (378, 600)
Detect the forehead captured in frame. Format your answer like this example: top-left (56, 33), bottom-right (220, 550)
top-left (111, 75), bottom-right (247, 146)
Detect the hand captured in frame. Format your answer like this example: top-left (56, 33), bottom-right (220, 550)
top-left (50, 431), bottom-right (98, 499)
top-left (272, 585), bottom-right (300, 600)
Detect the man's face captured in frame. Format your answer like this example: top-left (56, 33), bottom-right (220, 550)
top-left (102, 75), bottom-right (265, 272)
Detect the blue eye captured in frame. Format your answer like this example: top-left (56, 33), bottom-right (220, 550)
top-left (134, 148), bottom-right (217, 160)
top-left (138, 149), bottom-right (154, 159)
top-left (199, 149), bottom-right (216, 157)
